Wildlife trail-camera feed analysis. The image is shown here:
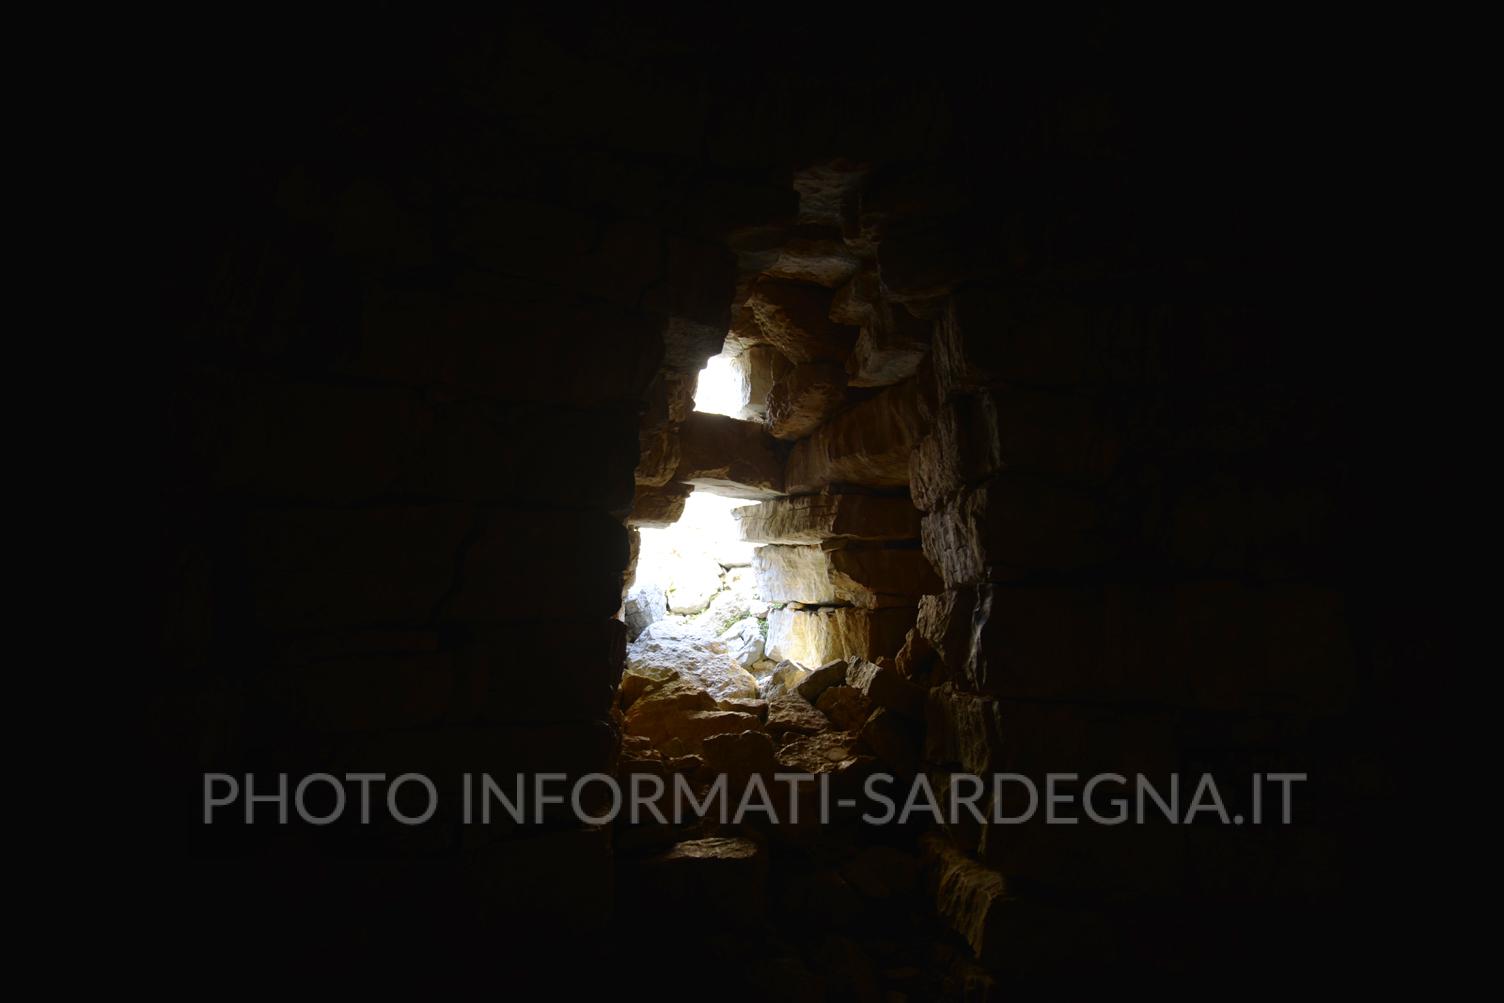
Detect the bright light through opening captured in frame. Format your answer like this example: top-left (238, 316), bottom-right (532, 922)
top-left (693, 353), bottom-right (746, 417)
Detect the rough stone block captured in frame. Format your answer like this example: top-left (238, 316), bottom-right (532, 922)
top-left (767, 607), bottom-right (916, 667)
top-left (785, 378), bottom-right (925, 493)
top-left (845, 658), bottom-right (925, 718)
top-left (847, 300), bottom-right (929, 388)
top-left (675, 411), bottom-right (786, 499)
top-left (734, 491), bottom-right (921, 544)
top-left (733, 344), bottom-right (793, 420)
top-left (745, 277), bottom-right (860, 364)
top-left (628, 483), bottom-right (692, 528)
top-left (766, 361), bottom-right (848, 440)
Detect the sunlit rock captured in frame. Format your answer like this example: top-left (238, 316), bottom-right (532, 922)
top-left (734, 491), bottom-right (922, 545)
top-left (785, 378), bottom-right (926, 493)
top-left (719, 616), bottom-right (766, 669)
top-left (628, 628), bottom-right (759, 702)
top-left (767, 606), bottom-right (916, 666)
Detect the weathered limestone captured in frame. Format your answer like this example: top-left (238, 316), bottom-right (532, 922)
top-left (626, 635), bottom-right (759, 702)
top-left (758, 225), bottom-right (864, 288)
top-left (775, 730), bottom-right (872, 778)
top-left (658, 238), bottom-right (737, 372)
top-left (923, 683), bottom-right (1005, 775)
top-left (795, 659), bottom-right (851, 704)
top-left (920, 475), bottom-right (1108, 584)
top-left (848, 301), bottom-right (929, 388)
top-left (625, 697), bottom-right (763, 751)
top-left (815, 685), bottom-right (871, 730)
top-left (734, 491), bottom-right (921, 545)
top-left (623, 584), bottom-right (666, 641)
top-left (915, 589), bottom-right (977, 682)
top-left (858, 707), bottom-right (921, 775)
top-left (734, 344), bottom-right (793, 421)
top-left (754, 544), bottom-right (941, 607)
top-left (761, 659), bottom-right (810, 700)
top-left (785, 379), bottom-right (925, 493)
top-left (767, 606), bottom-right (916, 667)
top-left (674, 411), bottom-right (786, 499)
top-left (765, 361), bottom-right (848, 440)
top-left (635, 421), bottom-right (681, 488)
top-left (719, 616), bottom-right (766, 668)
top-left (635, 369), bottom-right (692, 488)
top-left (919, 833), bottom-right (1015, 968)
top-left (701, 730), bottom-right (778, 781)
top-left (829, 269), bottom-right (881, 326)
top-left (827, 545), bottom-right (942, 607)
top-left (766, 693), bottom-right (829, 736)
top-left (754, 544), bottom-right (839, 604)
top-left (627, 482), bottom-right (691, 528)
top-left (845, 658), bottom-right (925, 718)
top-left (745, 278), bottom-right (860, 364)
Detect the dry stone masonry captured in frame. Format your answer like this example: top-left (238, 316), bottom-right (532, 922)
top-left (150, 11), bottom-right (1400, 988)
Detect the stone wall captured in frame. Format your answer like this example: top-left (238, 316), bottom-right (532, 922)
top-left (143, 8), bottom-right (1408, 984)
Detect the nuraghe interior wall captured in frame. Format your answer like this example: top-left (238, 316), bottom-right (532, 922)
top-left (148, 10), bottom-right (1398, 989)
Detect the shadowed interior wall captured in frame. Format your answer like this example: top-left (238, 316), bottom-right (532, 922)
top-left (141, 9), bottom-right (1414, 981)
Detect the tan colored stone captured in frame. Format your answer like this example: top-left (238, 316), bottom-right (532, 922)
top-left (733, 344), bottom-right (793, 421)
top-left (794, 659), bottom-right (850, 704)
top-left (915, 589), bottom-right (976, 681)
top-left (894, 628), bottom-right (937, 680)
top-left (760, 226), bottom-right (863, 288)
top-left (745, 278), bottom-right (859, 364)
top-left (753, 545), bottom-right (839, 605)
top-left (828, 269), bottom-right (881, 326)
top-left (923, 683), bottom-right (1005, 775)
top-left (815, 685), bottom-right (871, 730)
top-left (627, 634), bottom-right (759, 702)
top-left (622, 677), bottom-right (717, 745)
top-left (845, 658), bottom-right (925, 718)
top-left (635, 420), bottom-right (681, 487)
top-left (767, 607), bottom-right (916, 666)
top-left (766, 694), bottom-right (829, 736)
top-left (857, 707), bottom-right (920, 775)
top-left (775, 730), bottom-right (865, 774)
top-left (827, 546), bottom-right (942, 607)
top-left (628, 482), bottom-right (691, 528)
top-left (761, 659), bottom-right (810, 700)
top-left (765, 361), bottom-right (848, 440)
top-left (755, 544), bottom-right (939, 608)
top-left (919, 833), bottom-right (1016, 967)
top-left (847, 301), bottom-right (929, 388)
top-left (674, 411), bottom-right (786, 499)
top-left (701, 729), bottom-right (778, 781)
top-left (785, 379), bottom-right (925, 493)
top-left (734, 491), bottom-right (921, 545)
